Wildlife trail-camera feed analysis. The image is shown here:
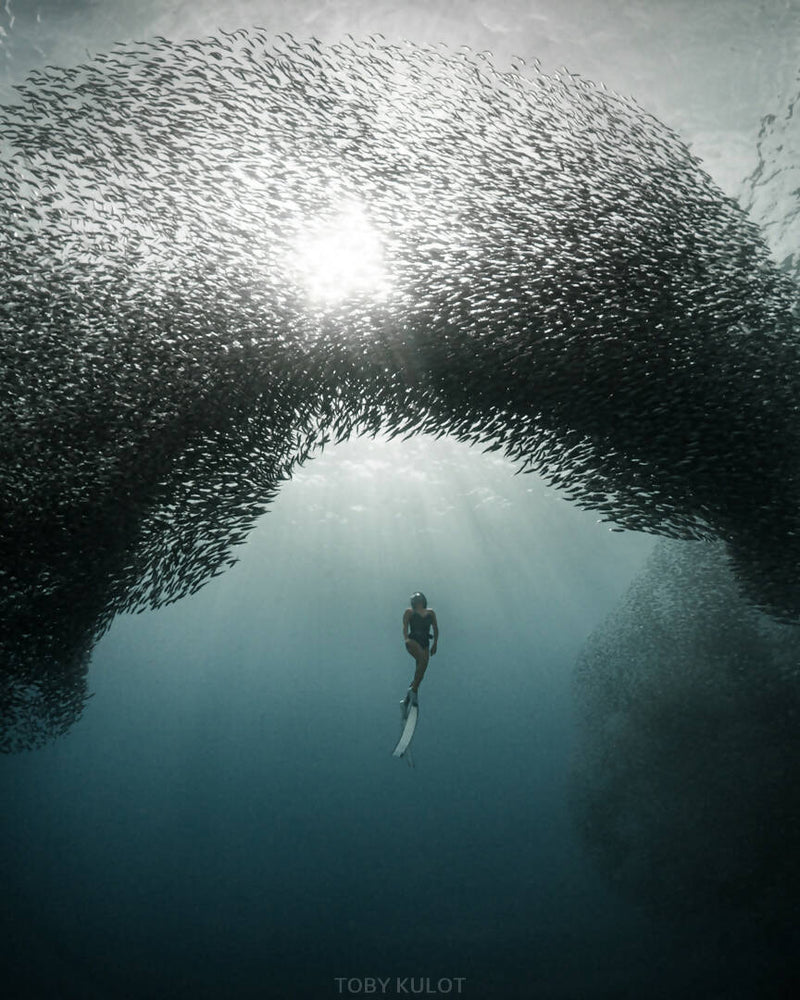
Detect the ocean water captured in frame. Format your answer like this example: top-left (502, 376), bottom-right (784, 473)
top-left (1, 1), bottom-right (799, 998)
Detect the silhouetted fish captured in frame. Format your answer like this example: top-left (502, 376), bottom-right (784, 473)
top-left (571, 540), bottom-right (800, 928)
top-left (2, 31), bottom-right (799, 749)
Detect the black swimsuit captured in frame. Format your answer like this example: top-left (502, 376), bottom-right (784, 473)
top-left (408, 610), bottom-right (432, 650)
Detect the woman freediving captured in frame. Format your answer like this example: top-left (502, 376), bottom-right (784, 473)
top-left (402, 592), bottom-right (439, 705)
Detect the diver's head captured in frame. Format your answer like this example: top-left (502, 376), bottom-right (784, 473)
top-left (410, 592), bottom-right (427, 609)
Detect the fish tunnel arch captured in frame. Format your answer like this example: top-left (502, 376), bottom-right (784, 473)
top-left (3, 31), bottom-right (800, 751)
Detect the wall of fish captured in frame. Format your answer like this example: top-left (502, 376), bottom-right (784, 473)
top-left (2, 31), bottom-right (799, 750)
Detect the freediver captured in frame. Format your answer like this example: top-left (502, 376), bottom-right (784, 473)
top-left (402, 592), bottom-right (438, 706)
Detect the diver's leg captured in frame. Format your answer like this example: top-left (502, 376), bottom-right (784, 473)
top-left (405, 638), bottom-right (422, 663)
top-left (404, 639), bottom-right (428, 694)
top-left (410, 648), bottom-right (430, 692)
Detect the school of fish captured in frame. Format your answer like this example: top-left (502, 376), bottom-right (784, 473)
top-left (571, 539), bottom-right (800, 932)
top-left (2, 30), bottom-right (800, 750)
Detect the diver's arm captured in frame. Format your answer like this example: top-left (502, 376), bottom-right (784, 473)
top-left (402, 608), bottom-right (411, 643)
top-left (430, 610), bottom-right (439, 654)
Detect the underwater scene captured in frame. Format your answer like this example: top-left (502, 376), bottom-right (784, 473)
top-left (1, 1), bottom-right (799, 997)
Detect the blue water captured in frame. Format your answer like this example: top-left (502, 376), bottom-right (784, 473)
top-left (2, 2), bottom-right (800, 998)
top-left (2, 437), bottom-right (658, 998)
